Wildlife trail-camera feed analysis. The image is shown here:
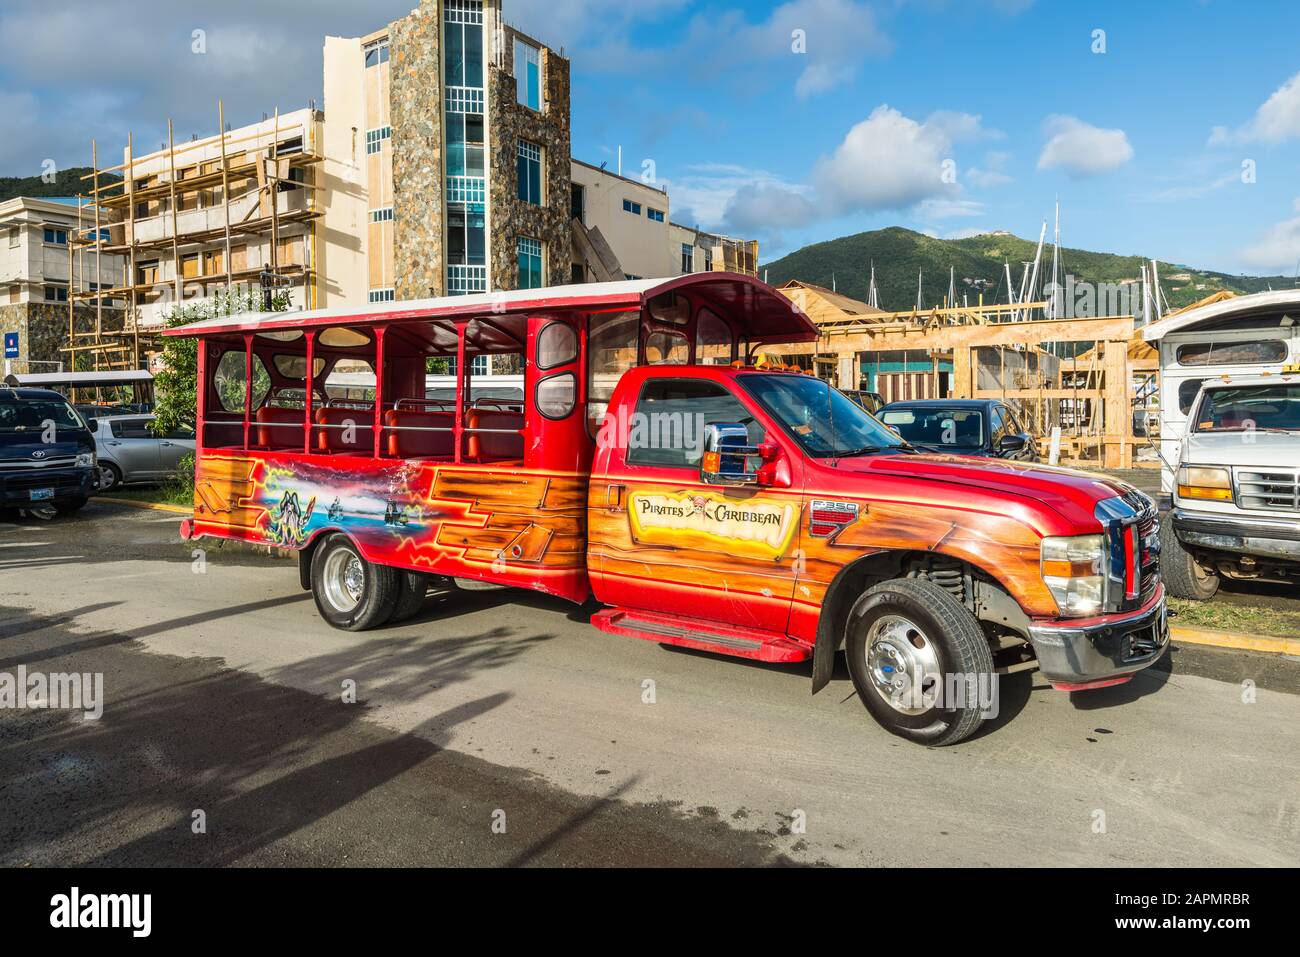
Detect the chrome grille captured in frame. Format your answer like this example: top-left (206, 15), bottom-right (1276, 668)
top-left (4, 456), bottom-right (78, 470)
top-left (1236, 469), bottom-right (1300, 512)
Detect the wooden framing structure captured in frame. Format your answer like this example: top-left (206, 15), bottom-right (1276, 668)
top-left (775, 289), bottom-right (1145, 468)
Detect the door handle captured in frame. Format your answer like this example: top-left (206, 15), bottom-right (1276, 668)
top-left (107, 440), bottom-right (121, 446)
top-left (606, 483), bottom-right (625, 509)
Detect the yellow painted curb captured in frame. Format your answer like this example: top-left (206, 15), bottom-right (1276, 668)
top-left (95, 497), bottom-right (192, 515)
top-left (1172, 626), bottom-right (1300, 657)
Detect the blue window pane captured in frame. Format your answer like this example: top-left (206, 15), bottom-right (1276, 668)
top-left (465, 26), bottom-right (483, 87)
top-left (446, 27), bottom-right (464, 87)
top-left (527, 62), bottom-right (540, 110)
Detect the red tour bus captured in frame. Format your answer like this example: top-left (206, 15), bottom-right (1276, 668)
top-left (169, 273), bottom-right (1167, 745)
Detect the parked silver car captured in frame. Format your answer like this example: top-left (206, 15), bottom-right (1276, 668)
top-left (91, 415), bottom-right (195, 491)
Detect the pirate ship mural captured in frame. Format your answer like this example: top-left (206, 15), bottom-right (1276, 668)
top-left (191, 451), bottom-right (586, 583)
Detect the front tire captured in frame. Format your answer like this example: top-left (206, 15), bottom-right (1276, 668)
top-left (1160, 520), bottom-right (1219, 600)
top-left (845, 578), bottom-right (996, 747)
top-left (97, 463), bottom-right (122, 492)
top-left (310, 534), bottom-right (400, 631)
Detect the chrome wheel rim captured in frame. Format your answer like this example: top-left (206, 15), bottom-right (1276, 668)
top-left (865, 614), bottom-right (942, 715)
top-left (321, 546), bottom-right (365, 613)
top-left (98, 465), bottom-right (116, 489)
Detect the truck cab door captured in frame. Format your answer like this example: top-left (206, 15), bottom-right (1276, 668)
top-left (588, 375), bottom-right (802, 633)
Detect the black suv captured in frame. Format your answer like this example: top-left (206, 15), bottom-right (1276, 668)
top-left (0, 388), bottom-right (97, 513)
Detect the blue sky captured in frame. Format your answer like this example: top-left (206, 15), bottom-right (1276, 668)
top-left (4, 0), bottom-right (1299, 275)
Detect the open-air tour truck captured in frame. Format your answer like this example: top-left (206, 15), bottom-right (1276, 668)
top-left (167, 273), bottom-right (1167, 745)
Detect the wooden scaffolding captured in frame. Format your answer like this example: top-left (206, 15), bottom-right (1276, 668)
top-left (67, 101), bottom-right (323, 370)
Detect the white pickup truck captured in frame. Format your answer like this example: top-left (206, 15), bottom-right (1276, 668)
top-left (1161, 373), bottom-right (1300, 599)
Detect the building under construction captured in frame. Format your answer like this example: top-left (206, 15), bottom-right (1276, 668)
top-left (68, 106), bottom-right (323, 370)
top-left (773, 280), bottom-right (1161, 470)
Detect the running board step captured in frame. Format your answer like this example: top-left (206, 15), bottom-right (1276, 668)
top-left (591, 608), bottom-right (812, 663)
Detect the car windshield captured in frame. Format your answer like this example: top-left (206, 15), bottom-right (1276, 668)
top-left (1194, 384), bottom-right (1300, 433)
top-left (879, 407), bottom-right (985, 450)
top-left (738, 374), bottom-right (909, 457)
top-left (0, 398), bottom-right (85, 435)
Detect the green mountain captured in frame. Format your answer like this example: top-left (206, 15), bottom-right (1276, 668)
top-left (0, 166), bottom-right (120, 204)
top-left (760, 226), bottom-right (1293, 313)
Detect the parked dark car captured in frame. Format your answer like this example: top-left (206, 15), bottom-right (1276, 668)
top-left (0, 387), bottom-right (98, 513)
top-left (842, 389), bottom-right (886, 414)
top-left (877, 399), bottom-right (1039, 461)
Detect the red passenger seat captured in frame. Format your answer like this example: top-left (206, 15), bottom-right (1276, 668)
top-left (315, 407), bottom-right (375, 455)
top-left (466, 409), bottom-right (524, 462)
top-left (385, 409), bottom-right (454, 459)
top-left (256, 406), bottom-right (306, 450)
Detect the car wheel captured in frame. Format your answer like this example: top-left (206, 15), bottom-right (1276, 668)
top-left (310, 534), bottom-right (401, 631)
top-left (845, 578), bottom-right (996, 747)
top-left (97, 462), bottom-right (122, 492)
top-left (1160, 520), bottom-right (1219, 601)
top-left (55, 498), bottom-right (88, 514)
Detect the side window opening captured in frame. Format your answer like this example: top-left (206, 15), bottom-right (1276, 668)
top-left (626, 378), bottom-right (762, 469)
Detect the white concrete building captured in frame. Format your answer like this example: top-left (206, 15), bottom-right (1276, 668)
top-left (0, 197), bottom-right (124, 306)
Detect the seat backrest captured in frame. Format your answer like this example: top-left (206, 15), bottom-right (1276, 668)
top-left (385, 409), bottom-right (454, 459)
top-left (256, 406), bottom-right (305, 450)
top-left (467, 409), bottom-right (524, 461)
top-left (315, 406), bottom-right (374, 455)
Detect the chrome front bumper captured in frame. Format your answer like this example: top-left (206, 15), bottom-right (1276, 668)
top-left (1027, 589), bottom-right (1169, 689)
top-left (1172, 508), bottom-right (1300, 563)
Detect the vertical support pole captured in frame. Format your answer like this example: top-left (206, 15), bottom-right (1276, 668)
top-left (92, 139), bottom-right (103, 363)
top-left (304, 330), bottom-right (315, 454)
top-left (373, 324), bottom-right (386, 459)
top-left (69, 197), bottom-right (77, 368)
top-left (218, 101), bottom-right (233, 293)
top-left (196, 338), bottom-right (208, 458)
top-left (242, 333), bottom-right (253, 451)
top-left (127, 131), bottom-right (138, 367)
top-left (454, 322), bottom-right (467, 464)
top-left (167, 120), bottom-right (182, 314)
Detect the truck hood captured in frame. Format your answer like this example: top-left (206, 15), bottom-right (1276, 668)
top-left (1184, 431), bottom-right (1300, 469)
top-left (823, 452), bottom-right (1142, 532)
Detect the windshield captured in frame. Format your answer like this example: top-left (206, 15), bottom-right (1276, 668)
top-left (1194, 384), bottom-right (1300, 433)
top-left (879, 407), bottom-right (985, 450)
top-left (0, 398), bottom-right (86, 435)
top-left (738, 374), bottom-right (908, 457)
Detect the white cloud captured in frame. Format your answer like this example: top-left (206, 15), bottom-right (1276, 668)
top-left (676, 0), bottom-right (890, 97)
top-left (1147, 170), bottom-right (1239, 203)
top-left (1037, 115), bottom-right (1133, 177)
top-left (812, 106), bottom-right (981, 214)
top-left (662, 164), bottom-right (811, 231)
top-left (714, 105), bottom-right (989, 241)
top-left (1237, 197), bottom-right (1300, 272)
top-left (917, 197), bottom-right (985, 219)
top-left (1209, 70), bottom-right (1300, 146)
top-left (965, 150), bottom-right (1013, 188)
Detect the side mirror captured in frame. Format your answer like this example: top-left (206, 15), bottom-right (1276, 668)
top-left (701, 423), bottom-right (760, 486)
top-left (998, 434), bottom-right (1028, 455)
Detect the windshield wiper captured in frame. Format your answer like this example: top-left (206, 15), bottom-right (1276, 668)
top-left (835, 444), bottom-right (915, 457)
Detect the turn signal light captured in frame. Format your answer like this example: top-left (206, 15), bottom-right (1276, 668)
top-left (702, 451), bottom-right (721, 473)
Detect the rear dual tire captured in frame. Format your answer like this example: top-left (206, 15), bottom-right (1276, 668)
top-left (845, 578), bottom-right (996, 747)
top-left (310, 534), bottom-right (431, 631)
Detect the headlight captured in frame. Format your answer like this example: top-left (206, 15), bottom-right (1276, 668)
top-left (1041, 534), bottom-right (1106, 617)
top-left (1178, 465), bottom-right (1233, 502)
top-left (75, 452), bottom-right (95, 468)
